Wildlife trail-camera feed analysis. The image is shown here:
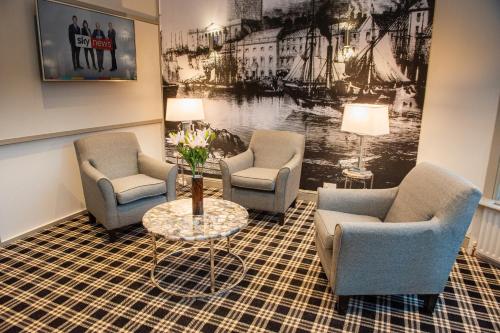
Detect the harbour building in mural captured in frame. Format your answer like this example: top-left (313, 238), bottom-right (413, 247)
top-left (235, 28), bottom-right (281, 78)
top-left (161, 0), bottom-right (435, 190)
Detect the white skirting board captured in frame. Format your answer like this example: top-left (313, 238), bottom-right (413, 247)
top-left (1, 178), bottom-right (317, 245)
top-left (0, 210), bottom-right (85, 246)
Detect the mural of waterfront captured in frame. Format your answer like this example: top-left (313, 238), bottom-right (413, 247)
top-left (159, 0), bottom-right (434, 190)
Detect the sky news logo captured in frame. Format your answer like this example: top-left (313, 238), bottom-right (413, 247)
top-left (75, 34), bottom-right (112, 50)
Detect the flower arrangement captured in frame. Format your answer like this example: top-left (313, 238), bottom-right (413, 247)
top-left (167, 128), bottom-right (216, 177)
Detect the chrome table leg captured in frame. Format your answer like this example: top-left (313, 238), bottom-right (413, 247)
top-left (150, 235), bottom-right (246, 298)
top-left (209, 239), bottom-right (215, 293)
top-left (151, 233), bottom-right (157, 266)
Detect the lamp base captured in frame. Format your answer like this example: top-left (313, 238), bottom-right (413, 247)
top-left (180, 121), bottom-right (191, 133)
top-left (354, 135), bottom-right (367, 172)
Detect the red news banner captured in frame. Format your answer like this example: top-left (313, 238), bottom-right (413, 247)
top-left (75, 34), bottom-right (112, 50)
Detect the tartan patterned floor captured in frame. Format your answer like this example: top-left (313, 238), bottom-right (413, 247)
top-left (1, 188), bottom-right (499, 333)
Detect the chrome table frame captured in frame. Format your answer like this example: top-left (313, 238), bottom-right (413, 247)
top-left (149, 233), bottom-right (247, 298)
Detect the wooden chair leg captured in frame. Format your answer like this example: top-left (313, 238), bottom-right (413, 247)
top-left (335, 296), bottom-right (350, 315)
top-left (88, 212), bottom-right (96, 224)
top-left (421, 294), bottom-right (439, 314)
top-left (278, 213), bottom-right (285, 226)
top-left (107, 230), bottom-right (118, 243)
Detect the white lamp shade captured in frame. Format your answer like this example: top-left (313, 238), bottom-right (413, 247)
top-left (341, 103), bottom-right (390, 136)
top-left (166, 98), bottom-right (205, 122)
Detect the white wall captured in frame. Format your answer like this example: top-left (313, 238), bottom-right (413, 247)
top-left (484, 101), bottom-right (500, 199)
top-left (0, 0), bottom-right (162, 242)
top-left (0, 0), bottom-right (162, 141)
top-left (83, 0), bottom-right (157, 19)
top-left (418, 0), bottom-right (500, 192)
top-left (0, 124), bottom-right (162, 241)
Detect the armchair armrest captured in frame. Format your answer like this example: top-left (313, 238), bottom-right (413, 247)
top-left (317, 187), bottom-right (398, 220)
top-left (275, 153), bottom-right (303, 212)
top-left (138, 153), bottom-right (178, 201)
top-left (80, 160), bottom-right (119, 229)
top-left (220, 149), bottom-right (254, 175)
top-left (219, 149), bottom-right (254, 200)
top-left (331, 219), bottom-right (455, 296)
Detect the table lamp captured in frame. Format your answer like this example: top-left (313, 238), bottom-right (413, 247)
top-left (341, 103), bottom-right (389, 172)
top-left (166, 98), bottom-right (205, 132)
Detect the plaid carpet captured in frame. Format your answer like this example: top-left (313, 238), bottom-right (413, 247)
top-left (0, 188), bottom-right (499, 333)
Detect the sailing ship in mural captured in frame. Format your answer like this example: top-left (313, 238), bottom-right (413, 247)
top-left (160, 0), bottom-right (434, 190)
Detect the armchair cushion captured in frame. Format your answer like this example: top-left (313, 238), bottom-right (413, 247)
top-left (250, 130), bottom-right (304, 169)
top-left (231, 167), bottom-right (279, 191)
top-left (315, 209), bottom-right (381, 250)
top-left (138, 153), bottom-right (177, 201)
top-left (111, 174), bottom-right (166, 205)
top-left (75, 132), bottom-right (140, 179)
top-left (384, 162), bottom-right (478, 223)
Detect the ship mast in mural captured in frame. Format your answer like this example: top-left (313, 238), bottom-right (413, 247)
top-left (283, 0), bottom-right (429, 107)
top-left (161, 0), bottom-right (431, 105)
top-left (283, 0), bottom-right (349, 107)
top-left (160, 0), bottom-right (434, 190)
top-left (347, 1), bottom-right (411, 103)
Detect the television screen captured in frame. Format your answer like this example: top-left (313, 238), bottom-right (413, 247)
top-left (36, 0), bottom-right (137, 81)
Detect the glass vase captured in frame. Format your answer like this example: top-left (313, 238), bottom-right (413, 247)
top-left (191, 174), bottom-right (203, 215)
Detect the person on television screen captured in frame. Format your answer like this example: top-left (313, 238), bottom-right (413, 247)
top-left (92, 22), bottom-right (105, 72)
top-left (68, 15), bottom-right (83, 70)
top-left (81, 20), bottom-right (97, 70)
top-left (107, 22), bottom-right (117, 71)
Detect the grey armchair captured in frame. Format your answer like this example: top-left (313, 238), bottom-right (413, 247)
top-left (314, 162), bottom-right (481, 315)
top-left (74, 132), bottom-right (177, 241)
top-left (220, 129), bottom-right (305, 225)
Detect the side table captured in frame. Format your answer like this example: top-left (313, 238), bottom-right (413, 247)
top-left (143, 198), bottom-right (249, 298)
top-left (342, 169), bottom-right (374, 189)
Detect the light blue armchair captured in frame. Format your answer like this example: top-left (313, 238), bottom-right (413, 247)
top-left (220, 130), bottom-right (305, 225)
top-left (74, 132), bottom-right (177, 241)
top-left (314, 162), bottom-right (481, 314)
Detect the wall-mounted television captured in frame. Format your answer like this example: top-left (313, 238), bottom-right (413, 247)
top-left (36, 0), bottom-right (137, 81)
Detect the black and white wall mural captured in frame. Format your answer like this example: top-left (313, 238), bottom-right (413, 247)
top-left (160, 0), bottom-right (434, 190)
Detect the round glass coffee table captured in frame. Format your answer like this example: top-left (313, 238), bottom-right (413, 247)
top-left (143, 198), bottom-right (249, 298)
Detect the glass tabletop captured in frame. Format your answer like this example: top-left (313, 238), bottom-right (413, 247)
top-left (143, 198), bottom-right (249, 241)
